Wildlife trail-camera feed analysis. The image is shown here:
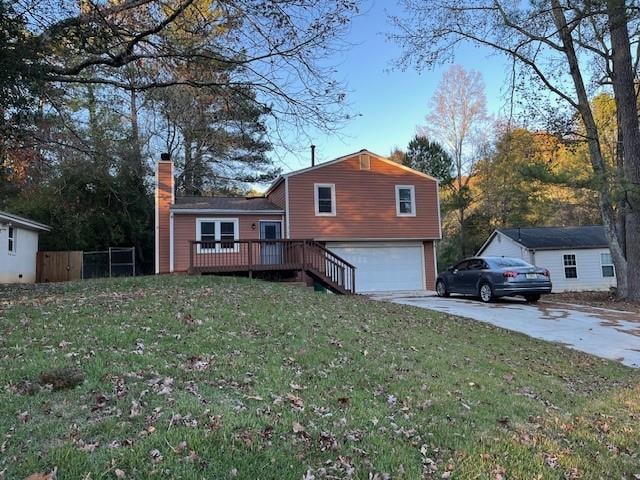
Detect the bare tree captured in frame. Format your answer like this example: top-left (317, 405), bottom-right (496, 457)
top-left (12, 0), bottom-right (359, 136)
top-left (421, 65), bottom-right (489, 255)
top-left (390, 0), bottom-right (640, 300)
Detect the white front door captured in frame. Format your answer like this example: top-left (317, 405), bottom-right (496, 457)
top-left (326, 242), bottom-right (425, 293)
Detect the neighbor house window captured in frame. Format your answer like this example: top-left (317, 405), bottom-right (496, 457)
top-left (563, 254), bottom-right (577, 279)
top-left (7, 226), bottom-right (15, 254)
top-left (314, 183), bottom-right (336, 216)
top-left (196, 218), bottom-right (238, 253)
top-left (601, 252), bottom-right (615, 278)
top-left (395, 185), bottom-right (416, 216)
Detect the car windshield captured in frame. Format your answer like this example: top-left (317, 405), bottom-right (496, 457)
top-left (488, 258), bottom-right (531, 268)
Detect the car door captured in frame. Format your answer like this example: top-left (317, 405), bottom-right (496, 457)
top-left (462, 259), bottom-right (484, 294)
top-left (448, 260), bottom-right (470, 293)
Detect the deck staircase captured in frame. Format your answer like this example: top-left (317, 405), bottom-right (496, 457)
top-left (189, 239), bottom-right (356, 294)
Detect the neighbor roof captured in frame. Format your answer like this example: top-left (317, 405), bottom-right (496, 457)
top-left (264, 149), bottom-right (439, 196)
top-left (494, 225), bottom-right (609, 250)
top-left (171, 196), bottom-right (284, 213)
top-left (0, 211), bottom-right (50, 232)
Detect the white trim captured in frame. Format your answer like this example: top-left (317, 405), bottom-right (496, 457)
top-left (395, 185), bottom-right (416, 217)
top-left (154, 166), bottom-right (160, 274)
top-left (420, 241), bottom-right (426, 290)
top-left (476, 230), bottom-right (530, 256)
top-left (169, 212), bottom-right (174, 273)
top-left (7, 225), bottom-right (16, 255)
top-left (172, 208), bottom-right (284, 214)
top-left (314, 236), bottom-right (440, 242)
top-left (326, 240), bottom-right (426, 248)
top-left (600, 252), bottom-right (615, 278)
top-left (314, 183), bottom-right (336, 216)
top-left (195, 218), bottom-right (239, 254)
top-left (264, 149), bottom-right (439, 196)
top-left (0, 211), bottom-right (49, 232)
top-left (432, 241), bottom-right (438, 281)
top-left (285, 177), bottom-right (291, 238)
top-left (562, 253), bottom-right (578, 279)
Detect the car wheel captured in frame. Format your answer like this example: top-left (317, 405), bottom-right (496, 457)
top-left (479, 282), bottom-right (493, 303)
top-left (436, 279), bottom-right (449, 297)
top-left (524, 294), bottom-right (540, 303)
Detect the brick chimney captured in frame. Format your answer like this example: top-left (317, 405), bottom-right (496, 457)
top-left (155, 153), bottom-right (174, 274)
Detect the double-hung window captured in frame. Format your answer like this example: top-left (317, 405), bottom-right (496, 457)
top-left (600, 252), bottom-right (615, 278)
top-left (7, 226), bottom-right (15, 254)
top-left (563, 254), bottom-right (577, 279)
top-left (395, 185), bottom-right (416, 216)
top-left (315, 183), bottom-right (336, 216)
top-left (196, 219), bottom-right (239, 253)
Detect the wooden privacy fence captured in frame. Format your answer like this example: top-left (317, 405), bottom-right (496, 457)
top-left (36, 251), bottom-right (83, 283)
top-left (36, 247), bottom-right (136, 283)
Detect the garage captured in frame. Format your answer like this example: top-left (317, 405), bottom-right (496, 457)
top-left (326, 242), bottom-right (425, 293)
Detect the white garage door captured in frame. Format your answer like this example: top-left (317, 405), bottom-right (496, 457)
top-left (326, 242), bottom-right (425, 293)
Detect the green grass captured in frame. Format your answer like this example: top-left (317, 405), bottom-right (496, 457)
top-left (1, 276), bottom-right (639, 479)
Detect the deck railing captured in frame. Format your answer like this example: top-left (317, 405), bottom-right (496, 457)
top-left (189, 239), bottom-right (356, 294)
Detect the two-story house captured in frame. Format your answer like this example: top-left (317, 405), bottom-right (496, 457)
top-left (155, 149), bottom-right (442, 293)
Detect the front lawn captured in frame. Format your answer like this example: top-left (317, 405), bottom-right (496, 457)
top-left (1, 276), bottom-right (638, 479)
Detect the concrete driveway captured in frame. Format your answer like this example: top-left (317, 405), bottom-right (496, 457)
top-left (370, 292), bottom-right (640, 368)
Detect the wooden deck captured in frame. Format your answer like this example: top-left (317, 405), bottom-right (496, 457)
top-left (188, 239), bottom-right (356, 294)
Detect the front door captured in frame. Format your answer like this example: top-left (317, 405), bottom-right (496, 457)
top-left (259, 221), bottom-right (282, 265)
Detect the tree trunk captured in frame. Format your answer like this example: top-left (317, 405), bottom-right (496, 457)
top-left (607, 0), bottom-right (640, 301)
top-left (129, 86), bottom-right (143, 177)
top-left (551, 0), bottom-right (629, 297)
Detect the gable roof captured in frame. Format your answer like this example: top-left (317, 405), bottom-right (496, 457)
top-left (478, 225), bottom-right (609, 254)
top-left (171, 196), bottom-right (284, 213)
top-left (265, 149), bottom-right (439, 196)
top-left (0, 211), bottom-right (50, 232)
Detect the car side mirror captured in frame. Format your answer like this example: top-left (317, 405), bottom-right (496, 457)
top-left (447, 265), bottom-right (454, 272)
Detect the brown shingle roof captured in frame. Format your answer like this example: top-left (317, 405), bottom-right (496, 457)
top-left (172, 196), bottom-right (283, 212)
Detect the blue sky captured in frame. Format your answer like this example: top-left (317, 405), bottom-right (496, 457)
top-left (273, 0), bottom-right (515, 172)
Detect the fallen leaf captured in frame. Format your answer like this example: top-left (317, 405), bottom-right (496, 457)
top-left (114, 469), bottom-right (126, 479)
top-left (149, 448), bottom-right (163, 463)
top-left (286, 393), bottom-right (304, 410)
top-left (25, 468), bottom-right (57, 480)
top-left (129, 400), bottom-right (140, 418)
top-left (292, 422), bottom-right (305, 433)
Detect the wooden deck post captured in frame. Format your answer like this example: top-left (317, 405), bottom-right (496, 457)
top-left (248, 240), bottom-right (253, 278)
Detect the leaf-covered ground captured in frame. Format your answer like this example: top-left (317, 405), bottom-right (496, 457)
top-left (1, 275), bottom-right (639, 479)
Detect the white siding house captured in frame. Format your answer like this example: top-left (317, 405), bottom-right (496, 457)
top-left (477, 226), bottom-right (616, 293)
top-left (0, 211), bottom-right (50, 284)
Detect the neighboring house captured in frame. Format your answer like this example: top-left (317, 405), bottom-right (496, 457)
top-left (155, 150), bottom-right (442, 293)
top-left (476, 226), bottom-right (616, 292)
top-left (0, 211), bottom-right (50, 284)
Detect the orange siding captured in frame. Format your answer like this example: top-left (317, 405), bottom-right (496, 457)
top-left (423, 241), bottom-right (436, 290)
top-left (157, 161), bottom-right (173, 273)
top-left (173, 214), bottom-right (283, 272)
top-left (267, 181), bottom-right (286, 209)
top-left (287, 154), bottom-right (440, 240)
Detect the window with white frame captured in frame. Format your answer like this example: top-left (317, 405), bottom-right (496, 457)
top-left (563, 254), bottom-right (577, 279)
top-left (7, 226), bottom-right (15, 254)
top-left (395, 185), bottom-right (416, 216)
top-left (600, 252), bottom-right (615, 278)
top-left (196, 219), bottom-right (238, 253)
top-left (314, 183), bottom-right (336, 216)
